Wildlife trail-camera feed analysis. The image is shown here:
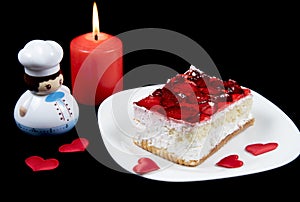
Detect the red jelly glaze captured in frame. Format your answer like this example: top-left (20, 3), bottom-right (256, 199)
top-left (134, 68), bottom-right (251, 123)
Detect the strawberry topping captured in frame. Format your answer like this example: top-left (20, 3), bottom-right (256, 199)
top-left (134, 67), bottom-right (251, 123)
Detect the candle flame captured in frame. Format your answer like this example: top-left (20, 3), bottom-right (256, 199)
top-left (93, 2), bottom-right (100, 40)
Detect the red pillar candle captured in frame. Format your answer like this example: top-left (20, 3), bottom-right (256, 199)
top-left (70, 2), bottom-right (123, 106)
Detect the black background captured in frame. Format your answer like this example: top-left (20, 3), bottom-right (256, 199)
top-left (3, 0), bottom-right (299, 199)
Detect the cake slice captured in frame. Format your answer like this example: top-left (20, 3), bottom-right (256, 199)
top-left (132, 65), bottom-right (254, 167)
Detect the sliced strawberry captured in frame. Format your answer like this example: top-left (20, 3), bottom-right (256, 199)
top-left (195, 91), bottom-right (211, 103)
top-left (199, 101), bottom-right (218, 115)
top-left (135, 96), bottom-right (161, 109)
top-left (230, 93), bottom-right (244, 102)
top-left (200, 113), bottom-right (210, 121)
top-left (242, 88), bottom-right (251, 95)
top-left (166, 106), bottom-right (182, 120)
top-left (152, 88), bottom-right (163, 97)
top-left (166, 106), bottom-right (199, 123)
top-left (160, 87), bottom-right (178, 108)
top-left (185, 69), bottom-right (210, 88)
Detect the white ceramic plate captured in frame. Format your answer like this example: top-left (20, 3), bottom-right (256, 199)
top-left (97, 85), bottom-right (300, 182)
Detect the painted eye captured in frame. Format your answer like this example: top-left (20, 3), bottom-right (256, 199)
top-left (46, 84), bottom-right (51, 90)
top-left (59, 79), bottom-right (63, 85)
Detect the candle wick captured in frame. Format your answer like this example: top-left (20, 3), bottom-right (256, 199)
top-left (94, 34), bottom-right (98, 41)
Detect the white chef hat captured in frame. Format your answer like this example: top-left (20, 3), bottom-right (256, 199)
top-left (18, 39), bottom-right (63, 77)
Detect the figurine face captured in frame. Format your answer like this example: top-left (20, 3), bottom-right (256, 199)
top-left (37, 74), bottom-right (64, 95)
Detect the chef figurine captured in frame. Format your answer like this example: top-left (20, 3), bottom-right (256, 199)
top-left (14, 39), bottom-right (79, 136)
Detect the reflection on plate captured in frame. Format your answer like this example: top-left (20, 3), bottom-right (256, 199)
top-left (97, 85), bottom-right (300, 182)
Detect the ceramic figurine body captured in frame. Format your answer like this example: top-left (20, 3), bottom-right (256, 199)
top-left (14, 40), bottom-right (79, 136)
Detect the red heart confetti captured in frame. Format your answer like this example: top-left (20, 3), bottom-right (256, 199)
top-left (216, 154), bottom-right (243, 168)
top-left (245, 142), bottom-right (278, 156)
top-left (25, 156), bottom-right (59, 172)
top-left (133, 157), bottom-right (160, 174)
top-left (58, 137), bottom-right (89, 153)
